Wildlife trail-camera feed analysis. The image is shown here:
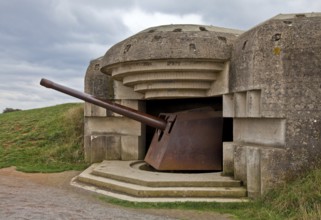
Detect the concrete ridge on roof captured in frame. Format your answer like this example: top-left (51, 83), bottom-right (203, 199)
top-left (139, 24), bottom-right (244, 35)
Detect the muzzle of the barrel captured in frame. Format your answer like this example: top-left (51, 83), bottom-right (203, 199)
top-left (40, 78), bottom-right (55, 89)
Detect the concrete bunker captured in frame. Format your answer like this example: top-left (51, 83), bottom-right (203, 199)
top-left (81, 13), bottom-right (321, 199)
top-left (84, 25), bottom-right (240, 170)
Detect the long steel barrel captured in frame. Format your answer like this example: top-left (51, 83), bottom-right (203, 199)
top-left (40, 78), bottom-right (167, 130)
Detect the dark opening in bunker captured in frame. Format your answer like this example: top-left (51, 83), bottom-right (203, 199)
top-left (145, 97), bottom-right (233, 154)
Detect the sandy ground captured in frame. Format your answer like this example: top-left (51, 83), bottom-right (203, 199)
top-left (0, 167), bottom-right (234, 220)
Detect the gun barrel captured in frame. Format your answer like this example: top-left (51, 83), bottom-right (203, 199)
top-left (40, 78), bottom-right (167, 130)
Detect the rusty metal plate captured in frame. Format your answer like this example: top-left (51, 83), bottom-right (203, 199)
top-left (145, 107), bottom-right (223, 171)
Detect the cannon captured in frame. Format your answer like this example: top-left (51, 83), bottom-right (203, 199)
top-left (40, 78), bottom-right (223, 171)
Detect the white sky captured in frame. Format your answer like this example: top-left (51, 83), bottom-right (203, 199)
top-left (0, 0), bottom-right (320, 111)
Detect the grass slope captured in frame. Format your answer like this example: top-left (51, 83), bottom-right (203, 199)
top-left (0, 103), bottom-right (88, 172)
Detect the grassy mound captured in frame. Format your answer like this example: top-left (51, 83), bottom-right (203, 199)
top-left (0, 103), bottom-right (88, 172)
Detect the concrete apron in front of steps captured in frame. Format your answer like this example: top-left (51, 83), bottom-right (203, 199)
top-left (71, 160), bottom-right (248, 203)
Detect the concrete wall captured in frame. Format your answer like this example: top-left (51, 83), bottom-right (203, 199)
top-left (223, 13), bottom-right (321, 197)
top-left (84, 58), bottom-right (145, 163)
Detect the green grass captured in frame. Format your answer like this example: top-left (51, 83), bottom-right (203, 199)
top-left (99, 196), bottom-right (283, 220)
top-left (260, 168), bottom-right (321, 219)
top-left (0, 103), bottom-right (88, 172)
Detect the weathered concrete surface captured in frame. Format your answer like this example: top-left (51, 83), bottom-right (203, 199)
top-left (233, 145), bottom-right (247, 185)
top-left (233, 118), bottom-right (286, 146)
top-left (84, 57), bottom-right (112, 162)
top-left (72, 161), bottom-right (247, 202)
top-left (222, 142), bottom-right (235, 176)
top-left (84, 57), bottom-right (114, 101)
top-left (101, 24), bottom-right (242, 67)
top-left (230, 13), bottom-right (321, 118)
top-left (246, 146), bottom-right (261, 198)
top-left (100, 25), bottom-right (242, 99)
top-left (227, 13), bottom-right (321, 196)
top-left (84, 58), bottom-right (145, 163)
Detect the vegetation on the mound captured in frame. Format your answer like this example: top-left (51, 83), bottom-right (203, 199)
top-left (0, 103), bottom-right (88, 172)
top-left (2, 107), bottom-right (22, 113)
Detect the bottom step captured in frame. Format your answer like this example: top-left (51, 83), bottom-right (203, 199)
top-left (71, 161), bottom-right (248, 203)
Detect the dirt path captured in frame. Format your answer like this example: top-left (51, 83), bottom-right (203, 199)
top-left (0, 167), bottom-right (233, 220)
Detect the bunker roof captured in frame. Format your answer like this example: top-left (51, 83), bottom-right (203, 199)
top-left (101, 24), bottom-right (243, 74)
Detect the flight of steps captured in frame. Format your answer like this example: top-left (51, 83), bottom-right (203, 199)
top-left (71, 160), bottom-right (247, 202)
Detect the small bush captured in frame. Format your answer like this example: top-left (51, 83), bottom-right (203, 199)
top-left (2, 108), bottom-right (22, 113)
top-left (62, 104), bottom-right (85, 161)
top-left (63, 104), bottom-right (84, 145)
top-left (47, 104), bottom-right (85, 165)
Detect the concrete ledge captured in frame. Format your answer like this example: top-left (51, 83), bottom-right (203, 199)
top-left (71, 161), bottom-right (248, 202)
top-left (103, 59), bottom-right (231, 98)
top-left (92, 161), bottom-right (242, 187)
top-left (233, 118), bottom-right (286, 146)
top-left (71, 178), bottom-right (248, 203)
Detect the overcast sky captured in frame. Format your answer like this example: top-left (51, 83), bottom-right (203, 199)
top-left (0, 0), bottom-right (320, 112)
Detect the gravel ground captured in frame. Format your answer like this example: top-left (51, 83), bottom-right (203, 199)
top-left (0, 167), bottom-right (233, 220)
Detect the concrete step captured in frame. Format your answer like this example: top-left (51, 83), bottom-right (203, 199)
top-left (77, 168), bottom-right (247, 198)
top-left (71, 161), bottom-right (248, 202)
top-left (92, 160), bottom-right (242, 187)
